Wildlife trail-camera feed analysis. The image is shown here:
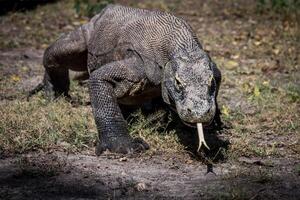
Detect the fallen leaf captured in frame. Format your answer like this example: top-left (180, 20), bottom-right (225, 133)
top-left (253, 85), bottom-right (260, 97)
top-left (119, 157), bottom-right (127, 162)
top-left (136, 182), bottom-right (147, 191)
top-left (222, 105), bottom-right (230, 117)
top-left (11, 75), bottom-right (20, 82)
top-left (79, 19), bottom-right (88, 24)
top-left (242, 82), bottom-right (252, 93)
top-left (272, 48), bottom-right (280, 55)
top-left (204, 45), bottom-right (212, 52)
top-left (224, 60), bottom-right (239, 70)
top-left (262, 81), bottom-right (269, 86)
top-left (72, 21), bottom-right (81, 26)
top-left (41, 44), bottom-right (48, 49)
top-left (231, 54), bottom-right (240, 59)
top-left (254, 40), bottom-right (262, 46)
top-left (185, 159), bottom-right (193, 164)
top-left (21, 66), bottom-right (29, 71)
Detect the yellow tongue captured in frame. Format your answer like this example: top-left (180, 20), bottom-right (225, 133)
top-left (197, 123), bottom-right (210, 151)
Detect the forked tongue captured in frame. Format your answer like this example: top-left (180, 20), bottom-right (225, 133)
top-left (197, 123), bottom-right (210, 151)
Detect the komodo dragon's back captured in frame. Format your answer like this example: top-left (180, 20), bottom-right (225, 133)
top-left (87, 5), bottom-right (201, 67)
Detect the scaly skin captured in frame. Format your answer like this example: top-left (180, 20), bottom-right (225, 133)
top-left (40, 5), bottom-right (222, 154)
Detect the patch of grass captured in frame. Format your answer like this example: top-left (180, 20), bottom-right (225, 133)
top-left (69, 80), bottom-right (90, 104)
top-left (0, 0), bottom-right (77, 50)
top-left (0, 96), bottom-right (97, 154)
top-left (286, 84), bottom-right (300, 103)
top-left (255, 167), bottom-right (274, 184)
top-left (256, 0), bottom-right (300, 13)
top-left (0, 81), bottom-right (185, 155)
top-left (224, 74), bottom-right (300, 158)
top-left (73, 0), bottom-right (114, 18)
top-left (295, 164), bottom-right (300, 176)
top-left (128, 109), bottom-right (185, 154)
top-left (130, 0), bottom-right (181, 12)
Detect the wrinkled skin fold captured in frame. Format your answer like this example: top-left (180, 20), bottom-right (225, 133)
top-left (38, 5), bottom-right (222, 154)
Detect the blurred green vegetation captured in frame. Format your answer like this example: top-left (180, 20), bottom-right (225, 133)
top-left (257, 0), bottom-right (300, 12)
top-left (73, 0), bottom-right (114, 17)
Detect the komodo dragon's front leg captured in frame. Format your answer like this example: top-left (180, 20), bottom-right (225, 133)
top-left (89, 56), bottom-right (149, 155)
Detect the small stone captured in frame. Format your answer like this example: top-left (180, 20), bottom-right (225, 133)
top-left (119, 157), bottom-right (127, 162)
top-left (121, 171), bottom-right (127, 176)
top-left (186, 159), bottom-right (193, 164)
top-left (136, 182), bottom-right (147, 191)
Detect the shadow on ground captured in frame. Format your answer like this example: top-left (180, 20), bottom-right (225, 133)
top-left (125, 99), bottom-right (231, 163)
top-left (0, 0), bottom-right (57, 15)
top-left (0, 153), bottom-right (299, 199)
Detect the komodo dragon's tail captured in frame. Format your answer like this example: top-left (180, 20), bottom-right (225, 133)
top-left (26, 71), bottom-right (89, 101)
top-left (26, 82), bottom-right (45, 100)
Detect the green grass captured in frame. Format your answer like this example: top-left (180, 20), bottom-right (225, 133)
top-left (224, 79), bottom-right (299, 158)
top-left (0, 96), bottom-right (97, 154)
top-left (128, 109), bottom-right (185, 154)
top-left (0, 94), bottom-right (186, 155)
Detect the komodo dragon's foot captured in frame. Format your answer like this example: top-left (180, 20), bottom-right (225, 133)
top-left (43, 79), bottom-right (70, 100)
top-left (95, 136), bottom-right (149, 155)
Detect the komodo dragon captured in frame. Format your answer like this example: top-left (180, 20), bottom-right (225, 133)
top-left (36, 4), bottom-right (222, 155)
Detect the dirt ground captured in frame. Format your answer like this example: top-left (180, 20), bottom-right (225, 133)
top-left (0, 0), bottom-right (299, 199)
top-left (0, 152), bottom-right (299, 199)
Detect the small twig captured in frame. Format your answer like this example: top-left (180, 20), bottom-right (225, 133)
top-left (249, 188), bottom-right (266, 200)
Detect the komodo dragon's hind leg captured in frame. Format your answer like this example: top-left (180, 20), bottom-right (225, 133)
top-left (42, 26), bottom-right (88, 99)
top-left (89, 56), bottom-right (150, 155)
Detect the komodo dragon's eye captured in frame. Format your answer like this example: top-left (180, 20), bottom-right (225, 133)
top-left (208, 75), bottom-right (214, 87)
top-left (174, 74), bottom-right (183, 90)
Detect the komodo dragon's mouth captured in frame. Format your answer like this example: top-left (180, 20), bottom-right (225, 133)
top-left (181, 119), bottom-right (213, 128)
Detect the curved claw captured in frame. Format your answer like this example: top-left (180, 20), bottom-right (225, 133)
top-left (132, 137), bottom-right (150, 153)
top-left (197, 123), bottom-right (210, 151)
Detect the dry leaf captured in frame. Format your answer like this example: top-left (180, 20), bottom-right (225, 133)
top-left (136, 182), bottom-right (147, 191)
top-left (254, 40), bottom-right (262, 46)
top-left (272, 48), bottom-right (280, 55)
top-left (222, 105), bottom-right (230, 117)
top-left (79, 19), bottom-right (88, 24)
top-left (253, 85), bottom-right (260, 97)
top-left (119, 157), bottom-right (127, 162)
top-left (232, 54), bottom-right (240, 59)
top-left (72, 21), bottom-right (81, 26)
top-left (225, 60), bottom-right (239, 70)
top-left (11, 75), bottom-right (20, 82)
top-left (41, 44), bottom-right (48, 49)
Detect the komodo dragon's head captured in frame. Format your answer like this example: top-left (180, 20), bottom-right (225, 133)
top-left (162, 50), bottom-right (218, 150)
